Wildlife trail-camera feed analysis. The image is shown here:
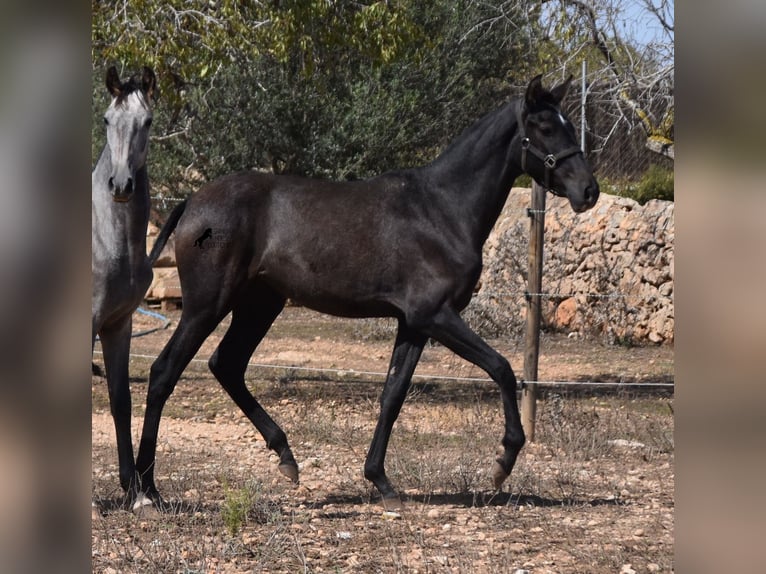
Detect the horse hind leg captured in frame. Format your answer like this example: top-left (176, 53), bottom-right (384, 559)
top-left (207, 287), bottom-right (298, 482)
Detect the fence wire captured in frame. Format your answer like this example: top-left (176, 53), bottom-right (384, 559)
top-left (93, 348), bottom-right (674, 391)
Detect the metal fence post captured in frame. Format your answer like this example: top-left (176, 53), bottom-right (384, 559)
top-left (521, 182), bottom-right (546, 441)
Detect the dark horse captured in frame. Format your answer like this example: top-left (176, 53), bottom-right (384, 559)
top-left (137, 75), bottom-right (599, 509)
top-left (92, 66), bottom-right (157, 502)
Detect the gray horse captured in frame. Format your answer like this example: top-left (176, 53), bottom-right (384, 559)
top-left (92, 65), bottom-right (156, 502)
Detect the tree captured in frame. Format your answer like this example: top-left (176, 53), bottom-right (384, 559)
top-left (540, 0), bottom-right (674, 161)
top-left (92, 1), bottom-right (428, 192)
top-left (92, 0), bottom-right (535, 200)
top-left (441, 0), bottom-right (673, 184)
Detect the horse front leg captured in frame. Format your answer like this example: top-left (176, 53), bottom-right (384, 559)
top-left (135, 311), bottom-right (221, 507)
top-left (99, 319), bottom-right (138, 503)
top-left (364, 323), bottom-right (427, 509)
top-left (423, 307), bottom-right (525, 489)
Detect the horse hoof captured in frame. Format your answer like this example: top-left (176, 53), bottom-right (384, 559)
top-left (491, 461), bottom-right (509, 490)
top-left (381, 496), bottom-right (405, 512)
top-left (278, 462), bottom-right (299, 483)
top-left (132, 492), bottom-right (162, 518)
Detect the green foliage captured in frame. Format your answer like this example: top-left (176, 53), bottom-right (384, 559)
top-left (636, 164), bottom-right (674, 203)
top-left (92, 1), bottom-right (424, 124)
top-left (92, 1), bottom-right (672, 212)
top-left (92, 0), bottom-right (535, 207)
top-left (603, 165), bottom-right (674, 204)
top-left (220, 479), bottom-right (280, 536)
top-left (514, 174), bottom-right (533, 188)
top-left (221, 481), bottom-right (254, 536)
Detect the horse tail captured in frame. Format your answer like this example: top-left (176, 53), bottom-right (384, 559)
top-left (148, 199), bottom-right (187, 266)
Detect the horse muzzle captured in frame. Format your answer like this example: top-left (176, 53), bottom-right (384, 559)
top-left (112, 193), bottom-right (133, 203)
top-left (109, 175), bottom-right (135, 202)
top-left (570, 182), bottom-right (600, 213)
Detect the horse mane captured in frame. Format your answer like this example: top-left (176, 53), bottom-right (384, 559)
top-left (429, 99), bottom-right (518, 169)
top-left (114, 72), bottom-right (152, 107)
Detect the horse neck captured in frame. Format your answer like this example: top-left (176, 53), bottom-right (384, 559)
top-left (92, 145), bottom-right (151, 262)
top-left (425, 101), bottom-right (523, 248)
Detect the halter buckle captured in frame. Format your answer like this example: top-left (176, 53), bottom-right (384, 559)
top-left (544, 155), bottom-right (557, 169)
top-left (521, 138), bottom-right (530, 150)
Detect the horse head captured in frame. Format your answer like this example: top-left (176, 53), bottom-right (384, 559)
top-left (102, 66), bottom-right (156, 202)
top-left (517, 74), bottom-right (599, 213)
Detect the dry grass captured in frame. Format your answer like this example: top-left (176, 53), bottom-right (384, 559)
top-left (93, 384), bottom-right (672, 572)
top-left (92, 309), bottom-right (673, 573)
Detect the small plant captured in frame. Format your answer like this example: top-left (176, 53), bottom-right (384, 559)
top-left (514, 174), bottom-right (533, 188)
top-left (635, 164), bottom-right (674, 203)
top-left (221, 481), bottom-right (255, 536)
top-left (220, 479), bottom-right (282, 536)
top-left (605, 165), bottom-right (674, 205)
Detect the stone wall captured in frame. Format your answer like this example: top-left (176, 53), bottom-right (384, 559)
top-left (467, 189), bottom-right (674, 345)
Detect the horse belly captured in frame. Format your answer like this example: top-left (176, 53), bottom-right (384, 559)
top-left (259, 248), bottom-right (402, 319)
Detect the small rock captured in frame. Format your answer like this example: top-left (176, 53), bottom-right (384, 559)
top-left (608, 439), bottom-right (646, 449)
top-left (620, 565), bottom-right (636, 574)
top-left (647, 563), bottom-right (661, 572)
top-left (336, 531), bottom-right (352, 540)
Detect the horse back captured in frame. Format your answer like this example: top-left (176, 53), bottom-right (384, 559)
top-left (175, 170), bottom-right (481, 318)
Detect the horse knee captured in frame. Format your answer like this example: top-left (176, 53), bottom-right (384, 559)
top-left (208, 350), bottom-right (223, 379)
top-left (146, 360), bottom-right (175, 406)
top-left (489, 356), bottom-right (516, 390)
top-left (109, 397), bottom-right (132, 421)
top-left (505, 426), bottom-right (526, 450)
top-left (364, 459), bottom-right (382, 483)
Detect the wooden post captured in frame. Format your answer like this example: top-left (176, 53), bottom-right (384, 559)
top-left (521, 182), bottom-right (546, 442)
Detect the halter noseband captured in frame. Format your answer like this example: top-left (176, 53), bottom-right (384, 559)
top-left (516, 105), bottom-right (583, 193)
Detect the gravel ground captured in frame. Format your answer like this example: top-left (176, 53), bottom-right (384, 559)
top-left (92, 306), bottom-right (674, 573)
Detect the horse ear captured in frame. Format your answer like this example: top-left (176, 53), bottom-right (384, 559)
top-left (141, 66), bottom-right (157, 101)
top-left (525, 74), bottom-right (545, 109)
top-left (550, 75), bottom-right (574, 105)
top-left (106, 66), bottom-right (122, 98)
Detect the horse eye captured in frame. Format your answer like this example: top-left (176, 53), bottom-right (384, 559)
top-left (145, 117), bottom-right (153, 128)
top-left (103, 117), bottom-right (109, 126)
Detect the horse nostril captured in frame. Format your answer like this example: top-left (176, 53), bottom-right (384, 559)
top-left (585, 183), bottom-right (599, 204)
top-left (125, 178), bottom-right (134, 193)
top-left (108, 177), bottom-right (114, 190)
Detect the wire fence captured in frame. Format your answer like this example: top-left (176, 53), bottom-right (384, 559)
top-left (94, 303), bottom-right (674, 393)
top-left (93, 347), bottom-right (673, 391)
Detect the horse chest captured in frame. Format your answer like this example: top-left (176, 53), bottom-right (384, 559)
top-left (94, 256), bottom-right (152, 301)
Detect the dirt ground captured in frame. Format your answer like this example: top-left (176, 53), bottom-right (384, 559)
top-left (92, 306), bottom-right (674, 573)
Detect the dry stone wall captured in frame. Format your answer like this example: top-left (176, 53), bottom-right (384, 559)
top-left (468, 189), bottom-right (674, 345)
